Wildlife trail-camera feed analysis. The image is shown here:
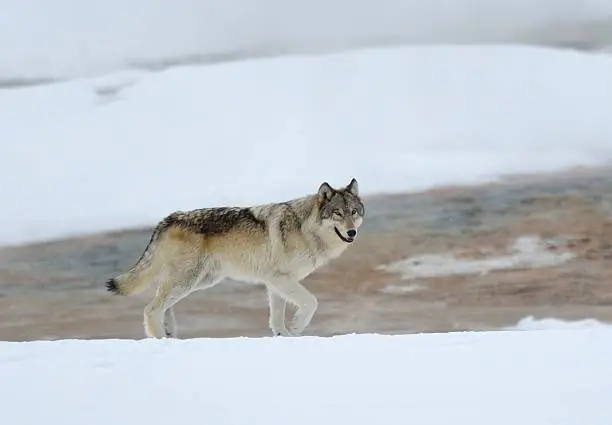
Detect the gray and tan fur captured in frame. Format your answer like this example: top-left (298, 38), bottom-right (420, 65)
top-left (105, 178), bottom-right (365, 338)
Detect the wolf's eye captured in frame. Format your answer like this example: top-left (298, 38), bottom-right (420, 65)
top-left (351, 209), bottom-right (357, 215)
top-left (333, 209), bottom-right (343, 217)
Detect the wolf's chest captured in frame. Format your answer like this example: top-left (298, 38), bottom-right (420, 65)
top-left (294, 244), bottom-right (347, 277)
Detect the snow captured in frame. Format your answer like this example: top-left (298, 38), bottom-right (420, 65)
top-left (381, 283), bottom-right (424, 295)
top-left (3, 0), bottom-right (612, 81)
top-left (2, 44), bottom-right (612, 246)
top-left (510, 316), bottom-right (612, 330)
top-left (4, 6), bottom-right (612, 421)
top-left (1, 331), bottom-right (611, 425)
top-left (378, 235), bottom-right (576, 281)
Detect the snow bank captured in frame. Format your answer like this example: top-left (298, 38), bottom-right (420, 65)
top-left (2, 0), bottom-right (612, 80)
top-left (510, 316), bottom-right (612, 330)
top-left (1, 331), bottom-right (611, 425)
top-left (3, 45), bottom-right (612, 246)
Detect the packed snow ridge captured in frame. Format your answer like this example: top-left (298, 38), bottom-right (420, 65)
top-left (1, 330), bottom-right (611, 425)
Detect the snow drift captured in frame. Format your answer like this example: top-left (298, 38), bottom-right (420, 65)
top-left (0, 331), bottom-right (611, 425)
top-left (3, 44), bottom-right (612, 246)
top-left (2, 0), bottom-right (612, 81)
top-left (510, 316), bottom-right (612, 330)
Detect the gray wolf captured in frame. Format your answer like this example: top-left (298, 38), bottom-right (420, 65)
top-left (105, 178), bottom-right (365, 338)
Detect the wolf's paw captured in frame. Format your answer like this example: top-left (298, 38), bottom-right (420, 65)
top-left (272, 327), bottom-right (293, 337)
top-left (288, 326), bottom-right (305, 337)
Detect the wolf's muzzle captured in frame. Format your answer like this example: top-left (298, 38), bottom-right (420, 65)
top-left (334, 227), bottom-right (357, 243)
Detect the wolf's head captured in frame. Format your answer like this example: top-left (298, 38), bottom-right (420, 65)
top-left (317, 178), bottom-right (365, 244)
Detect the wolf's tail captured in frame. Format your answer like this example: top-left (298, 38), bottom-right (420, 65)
top-left (105, 223), bottom-right (166, 296)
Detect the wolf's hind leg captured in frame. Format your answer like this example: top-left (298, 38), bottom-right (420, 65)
top-left (158, 282), bottom-right (198, 338)
top-left (143, 283), bottom-right (170, 338)
top-left (143, 266), bottom-right (202, 338)
top-left (266, 277), bottom-right (318, 336)
top-left (162, 267), bottom-right (222, 338)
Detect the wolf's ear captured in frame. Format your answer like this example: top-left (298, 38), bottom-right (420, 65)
top-left (318, 182), bottom-right (333, 200)
top-left (346, 178), bottom-right (359, 196)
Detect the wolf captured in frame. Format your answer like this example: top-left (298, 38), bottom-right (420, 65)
top-left (105, 178), bottom-right (364, 339)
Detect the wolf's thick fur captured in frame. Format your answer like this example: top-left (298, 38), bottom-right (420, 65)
top-left (106, 179), bottom-right (365, 338)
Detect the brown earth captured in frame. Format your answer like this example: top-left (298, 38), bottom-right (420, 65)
top-left (2, 166), bottom-right (612, 341)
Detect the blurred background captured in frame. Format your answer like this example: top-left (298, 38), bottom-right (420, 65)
top-left (1, 0), bottom-right (612, 341)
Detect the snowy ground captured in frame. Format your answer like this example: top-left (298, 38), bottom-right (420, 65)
top-left (2, 0), bottom-right (612, 81)
top-left (2, 44), bottom-right (612, 246)
top-left (510, 316), bottom-right (612, 330)
top-left (3, 6), bottom-right (612, 415)
top-left (1, 330), bottom-right (611, 425)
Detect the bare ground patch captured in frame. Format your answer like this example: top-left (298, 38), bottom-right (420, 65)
top-left (2, 166), bottom-right (612, 341)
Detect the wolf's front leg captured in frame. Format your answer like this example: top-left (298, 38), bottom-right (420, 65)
top-left (267, 277), bottom-right (318, 336)
top-left (267, 287), bottom-right (291, 336)
top-left (164, 307), bottom-right (177, 338)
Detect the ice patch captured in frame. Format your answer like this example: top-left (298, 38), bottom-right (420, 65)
top-left (378, 235), bottom-right (575, 280)
top-left (380, 283), bottom-right (424, 294)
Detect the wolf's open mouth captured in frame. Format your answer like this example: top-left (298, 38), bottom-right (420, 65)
top-left (334, 227), bottom-right (354, 243)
